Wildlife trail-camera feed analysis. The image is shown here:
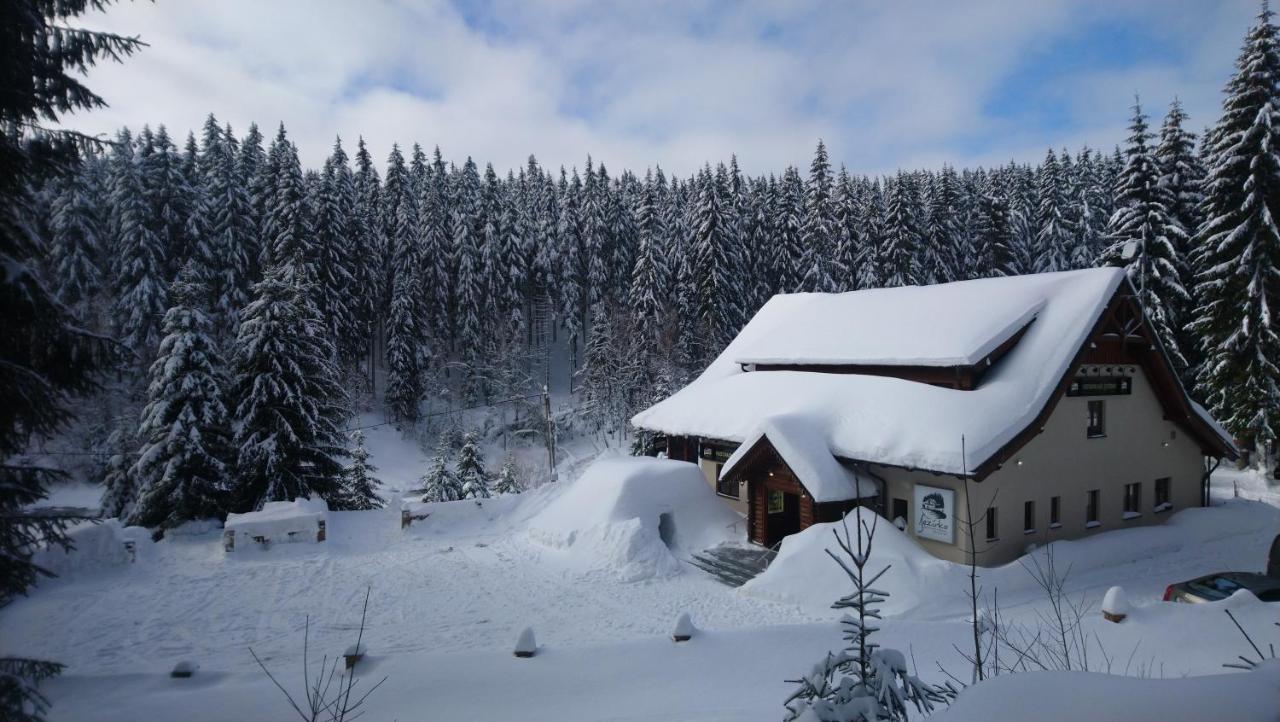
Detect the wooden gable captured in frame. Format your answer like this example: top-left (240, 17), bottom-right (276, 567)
top-left (970, 280), bottom-right (1236, 480)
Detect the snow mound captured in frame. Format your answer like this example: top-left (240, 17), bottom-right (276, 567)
top-left (33, 519), bottom-right (149, 577)
top-left (741, 511), bottom-right (959, 615)
top-left (526, 457), bottom-right (742, 582)
top-left (1102, 586), bottom-right (1130, 617)
top-left (225, 497), bottom-right (328, 549)
top-left (933, 661), bottom-right (1280, 722)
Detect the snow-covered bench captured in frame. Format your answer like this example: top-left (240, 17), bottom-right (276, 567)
top-left (223, 498), bottom-right (328, 551)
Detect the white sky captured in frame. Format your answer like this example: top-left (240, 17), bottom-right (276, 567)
top-left (72, 0), bottom-right (1259, 176)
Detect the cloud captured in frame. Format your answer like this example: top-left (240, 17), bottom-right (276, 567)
top-left (67, 0), bottom-right (1259, 177)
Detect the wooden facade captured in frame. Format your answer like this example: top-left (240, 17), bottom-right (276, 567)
top-left (721, 436), bottom-right (862, 547)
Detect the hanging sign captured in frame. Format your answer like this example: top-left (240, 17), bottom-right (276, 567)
top-left (913, 484), bottom-right (955, 544)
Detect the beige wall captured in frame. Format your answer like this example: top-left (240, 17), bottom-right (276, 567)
top-left (878, 366), bottom-right (1206, 566)
top-left (699, 456), bottom-right (748, 515)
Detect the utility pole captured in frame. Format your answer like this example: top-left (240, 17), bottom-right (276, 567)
top-left (543, 384), bottom-right (557, 482)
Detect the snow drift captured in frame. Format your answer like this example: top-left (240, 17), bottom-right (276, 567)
top-left (33, 519), bottom-right (151, 577)
top-left (526, 457), bottom-right (742, 581)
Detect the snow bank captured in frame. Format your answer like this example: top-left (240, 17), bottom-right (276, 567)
top-left (741, 511), bottom-right (958, 615)
top-left (934, 661), bottom-right (1280, 722)
top-left (33, 519), bottom-right (150, 577)
top-left (526, 457), bottom-right (742, 582)
top-left (224, 497), bottom-right (328, 549)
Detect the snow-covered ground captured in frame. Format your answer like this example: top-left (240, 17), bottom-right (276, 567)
top-left (8, 450), bottom-right (1280, 721)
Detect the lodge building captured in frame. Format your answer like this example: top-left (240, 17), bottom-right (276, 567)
top-left (632, 268), bottom-right (1236, 566)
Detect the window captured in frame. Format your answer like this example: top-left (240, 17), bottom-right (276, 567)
top-left (892, 497), bottom-right (909, 523)
top-left (985, 506), bottom-right (999, 541)
top-left (1123, 482), bottom-right (1141, 519)
top-left (1023, 501), bottom-right (1036, 534)
top-left (714, 463), bottom-right (737, 498)
top-left (1086, 490), bottom-right (1100, 527)
top-left (1049, 496), bottom-right (1061, 527)
top-left (1154, 477), bottom-right (1171, 512)
top-left (1087, 400), bottom-right (1106, 438)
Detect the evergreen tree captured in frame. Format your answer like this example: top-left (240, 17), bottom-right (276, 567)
top-left (0, 3), bottom-right (140, 716)
top-left (200, 122), bottom-right (254, 339)
top-left (1035, 149), bottom-right (1073, 273)
top-left (691, 165), bottom-right (741, 359)
top-left (1192, 5), bottom-right (1280, 454)
top-left (229, 267), bottom-right (349, 509)
top-left (881, 173), bottom-right (921, 287)
top-left (800, 140), bottom-right (836, 292)
top-left (493, 457), bottom-right (524, 495)
top-left (455, 433), bottom-right (491, 499)
top-left (98, 416), bottom-right (139, 520)
top-left (1101, 99), bottom-right (1190, 371)
top-left (127, 270), bottom-right (231, 529)
top-left (777, 167), bottom-right (806, 293)
top-left (784, 511), bottom-right (954, 721)
top-left (420, 450), bottom-right (460, 503)
top-left (1155, 100), bottom-right (1207, 380)
top-left (48, 157), bottom-right (104, 321)
top-left (112, 138), bottom-right (168, 358)
top-left (338, 430), bottom-right (382, 510)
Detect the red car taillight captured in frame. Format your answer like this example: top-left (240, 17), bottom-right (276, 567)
top-left (1162, 585), bottom-right (1175, 601)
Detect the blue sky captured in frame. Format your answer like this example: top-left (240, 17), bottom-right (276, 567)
top-left (76, 0), bottom-right (1259, 176)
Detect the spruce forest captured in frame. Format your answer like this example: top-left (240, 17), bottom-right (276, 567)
top-left (26, 12), bottom-right (1280, 533)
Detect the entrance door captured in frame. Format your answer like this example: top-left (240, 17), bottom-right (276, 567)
top-left (764, 489), bottom-right (801, 547)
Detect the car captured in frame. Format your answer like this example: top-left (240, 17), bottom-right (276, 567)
top-left (1163, 572), bottom-right (1280, 603)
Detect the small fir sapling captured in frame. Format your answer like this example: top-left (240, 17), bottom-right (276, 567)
top-left (339, 430), bottom-right (383, 510)
top-left (493, 457), bottom-right (524, 495)
top-left (784, 504), bottom-right (955, 722)
top-left (456, 432), bottom-right (491, 499)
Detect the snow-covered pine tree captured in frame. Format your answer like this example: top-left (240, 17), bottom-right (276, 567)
top-left (229, 265), bottom-right (350, 510)
top-left (800, 140), bottom-right (836, 292)
top-left (1034, 148), bottom-right (1073, 273)
top-left (784, 509), bottom-right (954, 721)
top-left (112, 133), bottom-right (169, 359)
top-left (455, 432), bottom-right (491, 499)
top-left (261, 126), bottom-right (315, 288)
top-left (1192, 4), bottom-right (1280, 455)
top-left (49, 153), bottom-right (104, 322)
top-left (237, 122), bottom-right (268, 283)
top-left (316, 138), bottom-right (362, 365)
top-left (339, 430), bottom-right (382, 510)
top-left (0, 18), bottom-right (138, 720)
top-left (420, 147), bottom-right (453, 345)
top-left (777, 166), bottom-right (807, 293)
top-left (420, 449), bottom-right (460, 503)
top-left (558, 168), bottom-right (586, 370)
top-left (200, 121), bottom-right (255, 340)
top-left (1155, 99), bottom-right (1207, 381)
top-left (384, 143), bottom-right (426, 421)
top-left (881, 172), bottom-right (921, 287)
top-left (454, 157), bottom-right (486, 393)
top-left (351, 137), bottom-right (383, 385)
top-left (630, 170), bottom-right (667, 345)
top-left (692, 164), bottom-right (742, 361)
top-left (1101, 98), bottom-right (1190, 371)
top-left (854, 179), bottom-right (886, 289)
top-left (99, 415), bottom-right (139, 520)
top-left (127, 268), bottom-right (231, 529)
top-left (143, 126), bottom-right (197, 282)
top-left (493, 457), bottom-right (524, 495)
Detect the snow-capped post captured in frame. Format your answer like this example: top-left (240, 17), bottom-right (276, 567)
top-left (170, 661), bottom-right (197, 679)
top-left (672, 612), bottom-right (696, 642)
top-left (514, 627), bottom-right (537, 658)
top-left (1102, 586), bottom-right (1130, 623)
top-left (344, 643), bottom-right (366, 669)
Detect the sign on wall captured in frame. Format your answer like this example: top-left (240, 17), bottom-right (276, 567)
top-left (913, 484), bottom-right (955, 544)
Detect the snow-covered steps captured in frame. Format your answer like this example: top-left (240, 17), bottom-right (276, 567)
top-left (688, 545), bottom-right (777, 587)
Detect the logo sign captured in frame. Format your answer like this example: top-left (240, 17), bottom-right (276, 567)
top-left (913, 484), bottom-right (955, 544)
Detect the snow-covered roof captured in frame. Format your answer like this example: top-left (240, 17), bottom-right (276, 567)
top-left (721, 414), bottom-right (879, 503)
top-left (633, 268), bottom-right (1132, 475)
top-left (733, 285), bottom-right (1046, 367)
